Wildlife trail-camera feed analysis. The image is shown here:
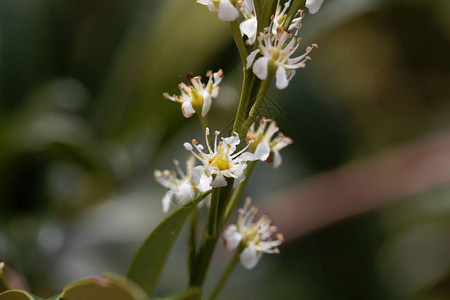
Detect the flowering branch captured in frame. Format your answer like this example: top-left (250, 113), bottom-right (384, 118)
top-left (142, 0), bottom-right (324, 298)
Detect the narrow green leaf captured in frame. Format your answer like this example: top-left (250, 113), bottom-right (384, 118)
top-left (59, 274), bottom-right (148, 300)
top-left (127, 191), bottom-right (211, 296)
top-left (0, 290), bottom-right (43, 300)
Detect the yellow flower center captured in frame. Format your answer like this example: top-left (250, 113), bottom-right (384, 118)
top-left (209, 143), bottom-right (232, 171)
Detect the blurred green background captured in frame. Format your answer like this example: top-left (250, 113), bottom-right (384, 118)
top-left (1, 0), bottom-right (449, 299)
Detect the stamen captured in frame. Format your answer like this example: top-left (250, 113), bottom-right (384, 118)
top-left (186, 72), bottom-right (193, 85)
top-left (173, 159), bottom-right (186, 178)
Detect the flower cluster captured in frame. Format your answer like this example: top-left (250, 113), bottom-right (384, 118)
top-left (153, 0), bottom-right (325, 286)
top-left (247, 118), bottom-right (293, 168)
top-left (163, 70), bottom-right (223, 118)
top-left (223, 197), bottom-right (283, 269)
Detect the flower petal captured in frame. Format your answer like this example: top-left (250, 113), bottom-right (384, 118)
top-left (211, 173), bottom-right (228, 187)
top-left (218, 0), bottom-right (239, 21)
top-left (254, 141), bottom-right (271, 161)
top-left (246, 49), bottom-right (260, 69)
top-left (240, 246), bottom-right (262, 269)
top-left (197, 172), bottom-right (213, 193)
top-left (181, 101), bottom-right (195, 118)
top-left (202, 93), bottom-right (212, 117)
top-left (253, 57), bottom-right (269, 80)
top-left (239, 17), bottom-right (258, 41)
top-left (275, 66), bottom-right (289, 89)
top-left (306, 0), bottom-right (324, 14)
top-left (273, 150), bottom-right (283, 168)
top-left (223, 225), bottom-right (243, 250)
top-left (162, 192), bottom-right (172, 213)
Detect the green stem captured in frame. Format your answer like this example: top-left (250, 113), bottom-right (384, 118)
top-left (222, 161), bottom-right (257, 226)
top-left (188, 209), bottom-right (198, 281)
top-left (206, 188), bottom-right (221, 237)
top-left (258, 0), bottom-right (278, 34)
top-left (208, 245), bottom-right (243, 300)
top-left (231, 20), bottom-right (248, 66)
top-left (190, 234), bottom-right (219, 287)
top-left (241, 68), bottom-right (276, 134)
top-left (232, 69), bottom-right (254, 135)
top-left (254, 0), bottom-right (263, 19)
top-left (217, 178), bottom-right (235, 221)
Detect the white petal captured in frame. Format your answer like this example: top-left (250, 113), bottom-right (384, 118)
top-left (181, 101), bottom-right (195, 118)
top-left (191, 166), bottom-right (205, 186)
top-left (273, 150), bottom-right (283, 168)
top-left (211, 87), bottom-right (220, 98)
top-left (254, 141), bottom-right (271, 161)
top-left (239, 17), bottom-right (257, 40)
top-left (197, 173), bottom-right (213, 193)
top-left (243, 0), bottom-right (254, 14)
top-left (233, 175), bottom-right (246, 187)
top-left (202, 93), bottom-right (212, 117)
top-left (197, 0), bottom-right (218, 12)
top-left (240, 246), bottom-right (262, 269)
top-left (306, 0), bottom-right (324, 14)
top-left (223, 225), bottom-right (243, 250)
top-left (275, 66), bottom-right (289, 89)
top-left (218, 0), bottom-right (239, 21)
top-left (162, 192), bottom-right (172, 213)
top-left (253, 57), bottom-right (269, 80)
top-left (246, 49), bottom-right (260, 69)
top-left (287, 69), bottom-right (296, 81)
top-left (211, 173), bottom-right (228, 187)
top-left (175, 181), bottom-right (195, 205)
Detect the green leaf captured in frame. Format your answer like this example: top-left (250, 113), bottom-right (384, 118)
top-left (59, 274), bottom-right (148, 300)
top-left (0, 290), bottom-right (43, 300)
top-left (127, 191), bottom-right (211, 296)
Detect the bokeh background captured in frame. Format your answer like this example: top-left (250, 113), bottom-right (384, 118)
top-left (1, 0), bottom-right (449, 299)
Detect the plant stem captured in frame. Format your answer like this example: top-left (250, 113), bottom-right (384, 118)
top-left (188, 209), bottom-right (198, 280)
top-left (258, 0), bottom-right (278, 34)
top-left (241, 69), bottom-right (276, 134)
top-left (232, 69), bottom-right (254, 136)
top-left (231, 20), bottom-right (248, 66)
top-left (254, 0), bottom-right (263, 18)
top-left (190, 234), bottom-right (219, 287)
top-left (206, 188), bottom-right (221, 237)
top-left (208, 246), bottom-right (243, 300)
top-left (222, 161), bottom-right (257, 226)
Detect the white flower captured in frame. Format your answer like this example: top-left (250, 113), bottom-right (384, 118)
top-left (306, 0), bottom-right (324, 14)
top-left (247, 118), bottom-right (292, 168)
top-left (184, 128), bottom-right (257, 188)
top-left (154, 156), bottom-right (212, 213)
top-left (246, 19), bottom-right (318, 89)
top-left (272, 0), bottom-right (303, 34)
top-left (197, 0), bottom-right (239, 21)
top-left (239, 0), bottom-right (258, 45)
top-left (223, 197), bottom-right (283, 269)
top-left (163, 70), bottom-right (223, 118)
